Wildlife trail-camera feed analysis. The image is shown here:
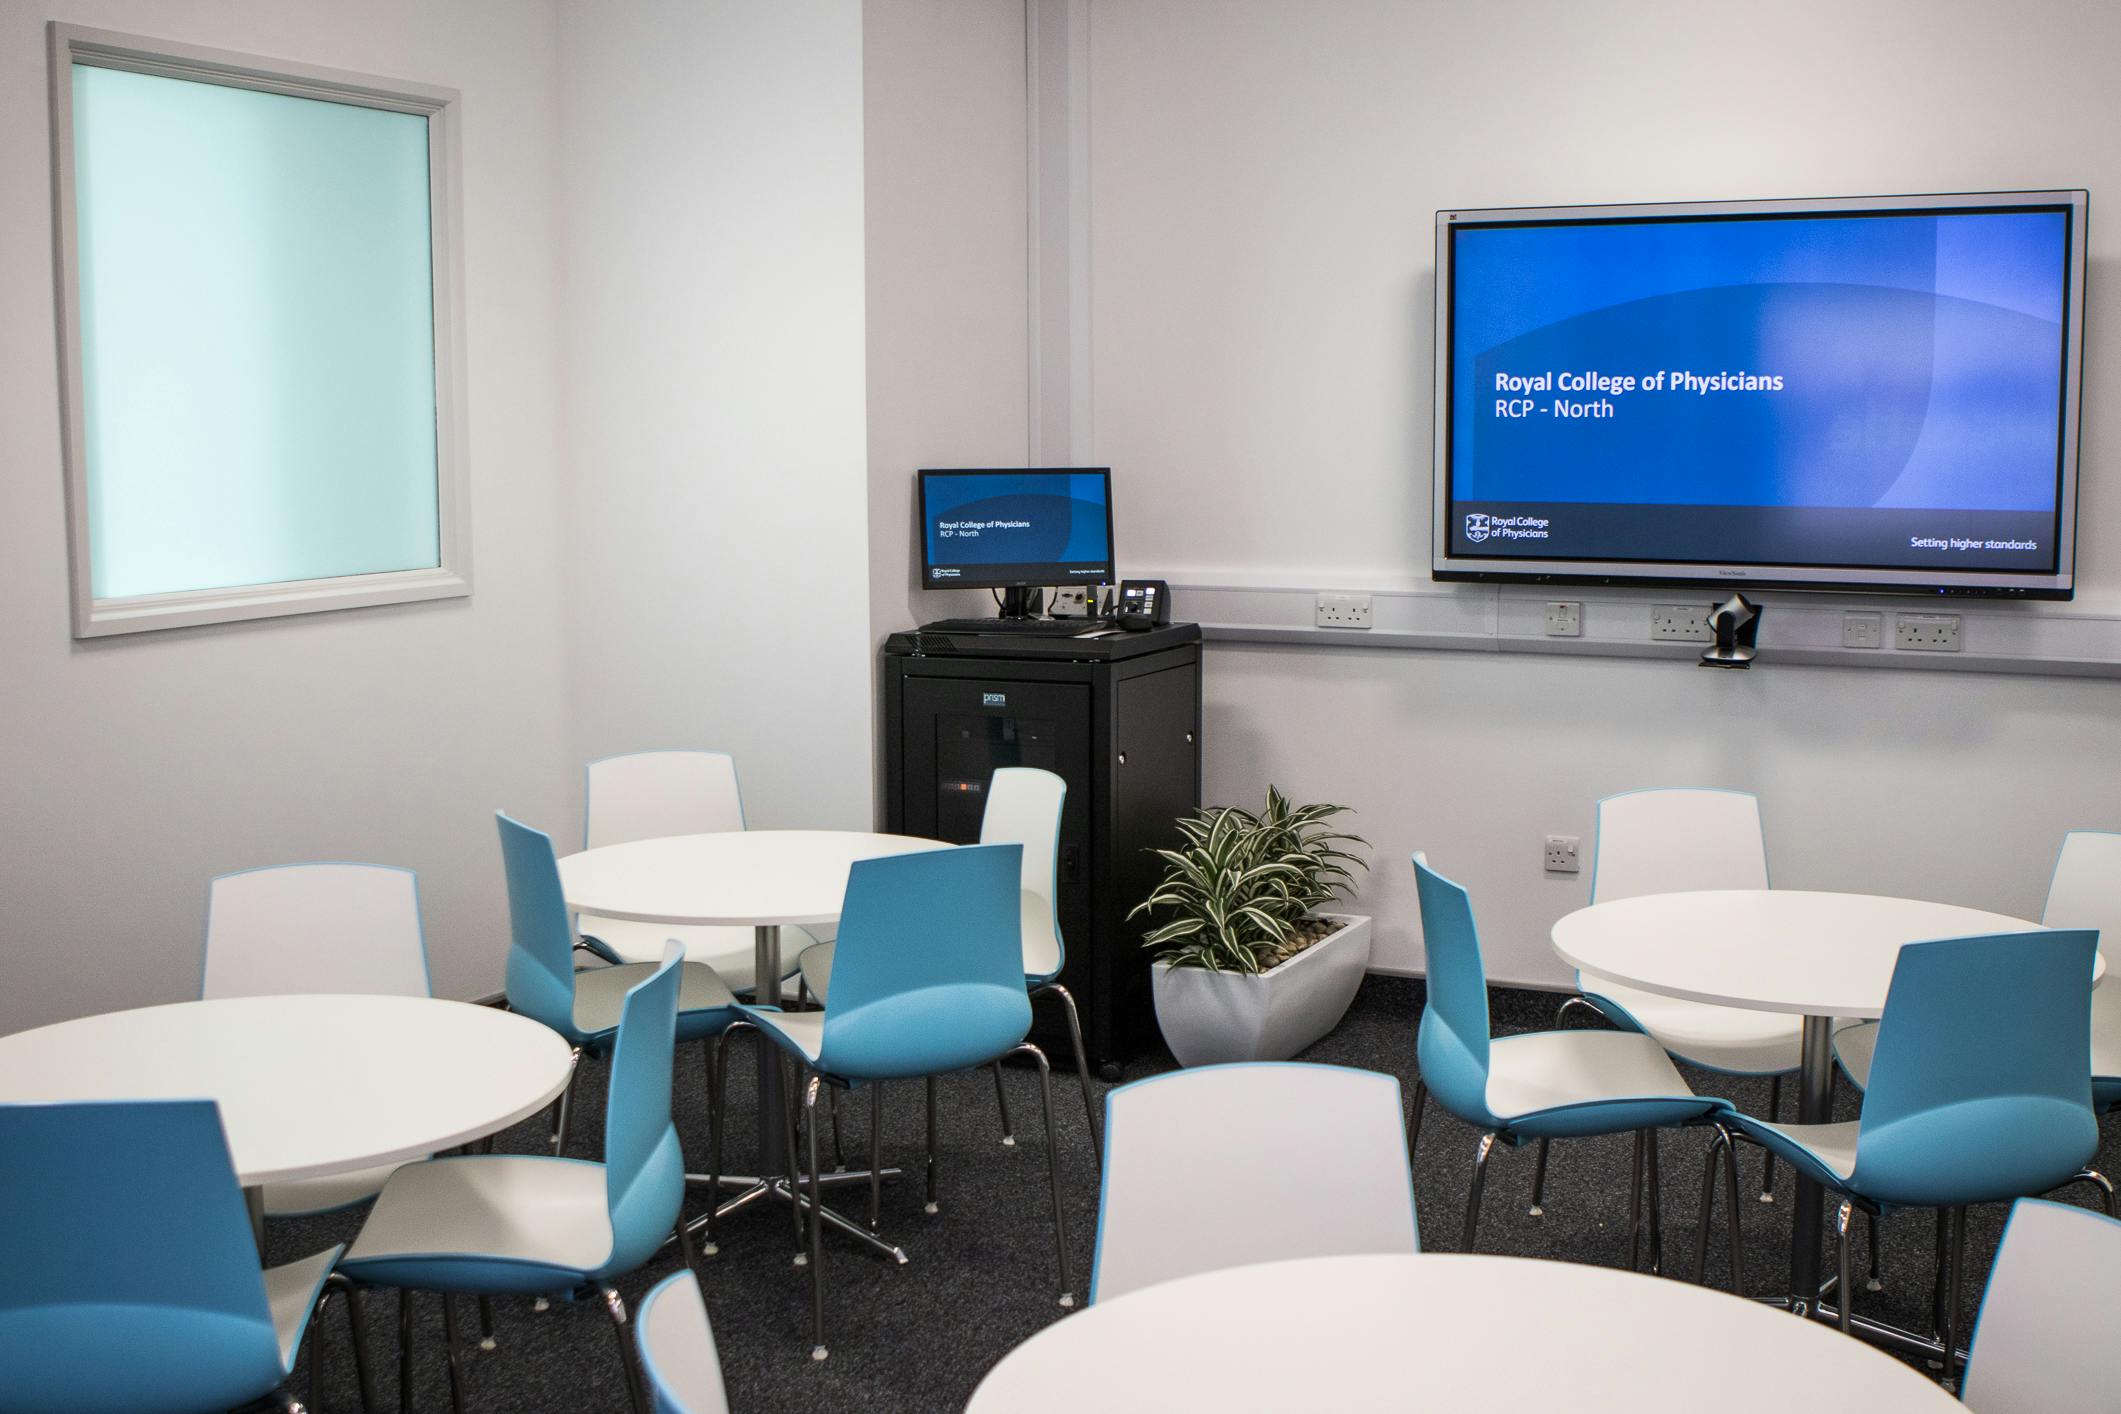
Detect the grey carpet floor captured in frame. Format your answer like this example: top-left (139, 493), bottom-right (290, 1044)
top-left (267, 977), bottom-right (2117, 1413)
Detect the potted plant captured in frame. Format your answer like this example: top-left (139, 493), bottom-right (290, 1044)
top-left (1130, 786), bottom-right (1372, 1066)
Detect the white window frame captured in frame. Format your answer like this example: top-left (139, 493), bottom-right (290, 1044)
top-left (48, 23), bottom-right (471, 638)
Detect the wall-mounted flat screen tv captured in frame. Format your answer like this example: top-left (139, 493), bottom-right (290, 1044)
top-left (1433, 191), bottom-right (2086, 598)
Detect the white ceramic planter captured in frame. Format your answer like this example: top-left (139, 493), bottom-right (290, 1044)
top-left (1150, 913), bottom-right (1374, 1066)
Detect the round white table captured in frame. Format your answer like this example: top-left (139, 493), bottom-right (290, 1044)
top-left (966, 1254), bottom-right (1962, 1412)
top-left (0, 994), bottom-right (573, 1236)
top-left (557, 829), bottom-right (953, 1247)
top-left (1550, 889), bottom-right (2077, 1320)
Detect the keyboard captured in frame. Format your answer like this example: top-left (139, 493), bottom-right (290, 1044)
top-left (919, 617), bottom-right (1105, 636)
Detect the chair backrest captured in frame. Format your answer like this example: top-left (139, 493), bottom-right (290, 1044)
top-left (201, 862), bottom-right (431, 1000)
top-left (1090, 1062), bottom-right (1418, 1304)
top-left (498, 812), bottom-right (583, 1041)
top-left (598, 945), bottom-right (687, 1279)
top-left (636, 1271), bottom-right (731, 1414)
top-left (818, 844), bottom-right (1031, 1080)
top-left (979, 767), bottom-right (1066, 978)
top-left (0, 1099), bottom-right (284, 1413)
top-left (1591, 788), bottom-right (1768, 903)
top-left (1961, 1198), bottom-right (2121, 1414)
top-left (2044, 830), bottom-right (2121, 936)
top-left (1411, 852), bottom-right (1497, 1130)
top-left (585, 751), bottom-right (745, 850)
top-left (1853, 930), bottom-right (2099, 1206)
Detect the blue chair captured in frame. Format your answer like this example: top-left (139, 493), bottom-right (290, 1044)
top-left (499, 812), bottom-right (742, 1154)
top-left (340, 945), bottom-right (696, 1414)
top-left (723, 844), bottom-right (1071, 1360)
top-left (1707, 929), bottom-right (2103, 1383)
top-left (1090, 1063), bottom-right (1418, 1304)
top-left (635, 1271), bottom-right (730, 1414)
top-left (1410, 853), bottom-right (1735, 1277)
top-left (0, 1098), bottom-right (363, 1414)
top-left (1961, 1198), bottom-right (2121, 1414)
top-left (797, 767), bottom-right (1100, 1164)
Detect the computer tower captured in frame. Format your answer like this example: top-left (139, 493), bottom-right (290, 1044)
top-left (881, 625), bottom-right (1203, 1075)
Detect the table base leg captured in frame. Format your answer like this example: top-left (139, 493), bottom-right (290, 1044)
top-left (678, 1174), bottom-right (911, 1264)
top-left (1787, 1014), bottom-right (1834, 1317)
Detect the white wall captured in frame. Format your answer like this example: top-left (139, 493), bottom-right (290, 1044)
top-left (555, 1), bottom-right (874, 834)
top-left (863, 0), bottom-right (1032, 670)
top-left (0, 0), bottom-right (575, 1030)
top-left (1085, 0), bottom-right (2121, 983)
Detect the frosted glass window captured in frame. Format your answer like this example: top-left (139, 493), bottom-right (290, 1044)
top-left (51, 26), bottom-right (467, 637)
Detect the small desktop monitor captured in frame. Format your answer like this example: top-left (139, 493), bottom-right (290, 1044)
top-left (918, 468), bottom-right (1114, 612)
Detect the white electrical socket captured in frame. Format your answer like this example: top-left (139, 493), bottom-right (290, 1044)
top-left (1543, 601), bottom-right (1582, 637)
top-left (1895, 613), bottom-right (1962, 652)
top-left (1841, 611), bottom-right (1884, 649)
top-left (1649, 604), bottom-right (1714, 642)
top-left (1544, 834), bottom-right (1581, 873)
top-left (1316, 592), bottom-right (1373, 629)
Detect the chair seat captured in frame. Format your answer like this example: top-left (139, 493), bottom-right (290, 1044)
top-left (797, 941), bottom-right (834, 1006)
top-left (579, 915), bottom-right (812, 995)
top-left (1838, 983), bottom-right (2121, 1109)
top-left (261, 1162), bottom-right (412, 1217)
top-left (1484, 1029), bottom-right (1721, 1139)
top-left (573, 959), bottom-right (737, 1040)
top-left (745, 1007), bottom-right (826, 1064)
top-left (263, 1246), bottom-right (343, 1372)
top-left (1583, 976), bottom-right (1803, 1074)
top-left (1727, 1116), bottom-right (1862, 1189)
top-left (341, 1155), bottom-right (615, 1294)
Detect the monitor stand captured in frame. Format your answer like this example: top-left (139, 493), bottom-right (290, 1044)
top-left (995, 586), bottom-right (1043, 621)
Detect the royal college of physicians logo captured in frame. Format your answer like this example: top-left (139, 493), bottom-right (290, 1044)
top-left (1463, 512), bottom-right (1492, 544)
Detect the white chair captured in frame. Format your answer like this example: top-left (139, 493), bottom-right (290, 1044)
top-left (201, 862), bottom-right (432, 1216)
top-left (577, 749), bottom-right (803, 994)
top-left (1960, 1198), bottom-right (2121, 1414)
top-left (636, 1272), bottom-right (730, 1414)
top-left (1835, 829), bottom-right (2121, 1112)
top-left (1089, 1063), bottom-right (1418, 1304)
top-left (1542, 788), bottom-right (1797, 1211)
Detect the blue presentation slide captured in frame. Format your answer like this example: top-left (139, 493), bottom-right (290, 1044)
top-left (1447, 210), bottom-right (2069, 570)
top-left (923, 472), bottom-right (1111, 582)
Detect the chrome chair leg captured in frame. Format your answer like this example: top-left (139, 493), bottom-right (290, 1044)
top-left (1693, 1131), bottom-right (1720, 1284)
top-left (868, 1082), bottom-right (884, 1231)
top-left (2059, 1166), bottom-right (2117, 1216)
top-left (600, 1284), bottom-right (650, 1414)
top-left (440, 1293), bottom-right (467, 1414)
top-left (781, 1056), bottom-right (807, 1262)
top-left (1930, 1206), bottom-right (1951, 1346)
top-left (802, 1072), bottom-right (829, 1361)
top-left (1760, 1075), bottom-right (1781, 1201)
top-left (1035, 982), bottom-right (1102, 1167)
top-left (1405, 1076), bottom-right (1428, 1166)
top-left (924, 1074), bottom-right (941, 1214)
top-left (1941, 1206), bottom-right (1969, 1390)
top-left (1644, 1129), bottom-right (1664, 1275)
top-left (1833, 1199), bottom-right (1856, 1333)
top-left (1528, 1137), bottom-right (1550, 1216)
top-left (1010, 1041), bottom-right (1076, 1308)
top-left (991, 1061), bottom-right (1017, 1146)
top-left (1462, 1132), bottom-right (1499, 1252)
top-left (322, 1273), bottom-right (376, 1414)
top-left (829, 1084), bottom-right (847, 1169)
top-left (1719, 1124), bottom-right (1746, 1296)
top-left (1625, 1130), bottom-right (1646, 1269)
top-left (551, 1045), bottom-right (586, 1156)
top-left (1555, 995), bottom-right (1606, 1028)
top-left (1866, 1210), bottom-right (1883, 1292)
top-left (704, 1023), bottom-right (744, 1254)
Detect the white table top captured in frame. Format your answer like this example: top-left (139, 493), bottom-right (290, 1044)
top-left (966, 1254), bottom-right (1960, 1413)
top-left (557, 829), bottom-right (953, 927)
top-left (1550, 889), bottom-right (2082, 1019)
top-left (0, 994), bottom-right (573, 1186)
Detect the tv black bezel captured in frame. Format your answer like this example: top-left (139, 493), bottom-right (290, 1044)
top-left (1431, 191), bottom-right (2087, 601)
